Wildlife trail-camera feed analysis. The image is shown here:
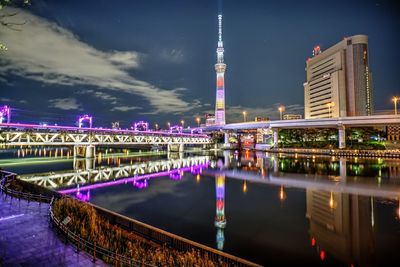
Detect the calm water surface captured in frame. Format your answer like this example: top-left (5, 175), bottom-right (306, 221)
top-left (2, 148), bottom-right (400, 266)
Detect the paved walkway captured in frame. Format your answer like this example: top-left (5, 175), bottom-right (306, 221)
top-left (0, 193), bottom-right (109, 267)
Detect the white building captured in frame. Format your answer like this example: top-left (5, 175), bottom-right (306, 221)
top-left (304, 35), bottom-right (373, 119)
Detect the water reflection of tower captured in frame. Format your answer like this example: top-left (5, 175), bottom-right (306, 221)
top-left (215, 174), bottom-right (227, 250)
top-left (306, 190), bottom-right (375, 265)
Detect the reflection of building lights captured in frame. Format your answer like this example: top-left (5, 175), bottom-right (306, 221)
top-left (279, 185), bottom-right (286, 201)
top-left (196, 174), bottom-right (200, 183)
top-left (329, 191), bottom-right (336, 209)
top-left (243, 181), bottom-right (247, 193)
top-left (398, 198), bottom-right (400, 219)
top-left (320, 250), bottom-right (325, 261)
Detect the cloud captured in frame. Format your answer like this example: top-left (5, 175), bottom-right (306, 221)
top-left (110, 106), bottom-right (140, 112)
top-left (0, 8), bottom-right (196, 114)
top-left (107, 51), bottom-right (140, 69)
top-left (48, 97), bottom-right (82, 110)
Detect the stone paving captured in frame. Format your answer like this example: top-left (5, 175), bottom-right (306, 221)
top-left (0, 193), bottom-right (109, 267)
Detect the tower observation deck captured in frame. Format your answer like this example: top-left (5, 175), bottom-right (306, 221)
top-left (214, 14), bottom-right (226, 125)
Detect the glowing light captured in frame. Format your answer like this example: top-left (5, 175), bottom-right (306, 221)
top-left (329, 191), bottom-right (336, 209)
top-left (132, 121), bottom-right (149, 131)
top-left (320, 250), bottom-right (325, 261)
top-left (0, 105), bottom-right (11, 123)
top-left (77, 114), bottom-right (93, 128)
top-left (196, 174), bottom-right (200, 183)
top-left (311, 237), bottom-right (316, 247)
top-left (243, 180), bottom-right (247, 193)
top-left (278, 106), bottom-right (285, 120)
top-left (279, 185), bottom-right (286, 201)
top-left (393, 96), bottom-right (399, 115)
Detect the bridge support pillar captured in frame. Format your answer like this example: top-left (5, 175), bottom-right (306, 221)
top-left (338, 126), bottom-right (346, 149)
top-left (339, 158), bottom-right (347, 181)
top-left (73, 157), bottom-right (95, 170)
top-left (223, 150), bottom-right (230, 168)
top-left (273, 128), bottom-right (279, 148)
top-left (273, 156), bottom-right (278, 173)
top-left (224, 132), bottom-right (229, 144)
top-left (222, 132), bottom-right (231, 149)
top-left (168, 144), bottom-right (184, 153)
top-left (74, 145), bottom-right (96, 158)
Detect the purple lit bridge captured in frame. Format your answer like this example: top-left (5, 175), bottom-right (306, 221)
top-left (0, 123), bottom-right (212, 157)
top-left (17, 155), bottom-right (213, 192)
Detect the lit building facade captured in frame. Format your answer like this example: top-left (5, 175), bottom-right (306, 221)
top-left (205, 113), bottom-right (215, 126)
top-left (283, 114), bottom-right (302, 120)
top-left (214, 14), bottom-right (226, 125)
top-left (304, 35), bottom-right (374, 119)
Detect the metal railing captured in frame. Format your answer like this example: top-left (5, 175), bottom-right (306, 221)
top-left (0, 170), bottom-right (53, 203)
top-left (49, 198), bottom-right (154, 267)
top-left (93, 204), bottom-right (261, 267)
top-left (267, 148), bottom-right (400, 158)
top-left (2, 170), bottom-right (260, 266)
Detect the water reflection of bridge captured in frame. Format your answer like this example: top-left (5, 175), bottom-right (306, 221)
top-left (18, 155), bottom-right (213, 189)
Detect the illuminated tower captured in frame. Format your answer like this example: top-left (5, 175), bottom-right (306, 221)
top-left (214, 14), bottom-right (226, 125)
top-left (215, 174), bottom-right (226, 250)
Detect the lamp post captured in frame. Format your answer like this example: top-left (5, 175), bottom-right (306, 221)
top-left (196, 117), bottom-right (201, 127)
top-left (393, 96), bottom-right (399, 115)
top-left (167, 122), bottom-right (171, 130)
top-left (155, 123), bottom-right (159, 131)
top-left (278, 106), bottom-right (285, 120)
top-left (181, 120), bottom-right (185, 128)
top-left (242, 111), bottom-right (247, 122)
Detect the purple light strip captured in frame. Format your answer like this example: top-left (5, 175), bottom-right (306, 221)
top-left (0, 122), bottom-right (208, 138)
top-left (58, 163), bottom-right (209, 194)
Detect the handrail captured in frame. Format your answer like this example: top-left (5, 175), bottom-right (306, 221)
top-left (1, 170), bottom-right (260, 266)
top-left (93, 204), bottom-right (261, 267)
top-left (0, 170), bottom-right (53, 203)
top-left (48, 198), bottom-right (157, 267)
top-left (268, 148), bottom-right (400, 157)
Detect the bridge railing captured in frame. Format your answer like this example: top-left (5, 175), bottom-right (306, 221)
top-left (0, 122), bottom-right (210, 138)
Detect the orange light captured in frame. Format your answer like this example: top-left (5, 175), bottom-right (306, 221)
top-left (243, 181), bottom-right (247, 193)
top-left (196, 174), bottom-right (200, 183)
top-left (279, 185), bottom-right (286, 201)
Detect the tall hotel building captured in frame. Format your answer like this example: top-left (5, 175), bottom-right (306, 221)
top-left (304, 35), bottom-right (373, 119)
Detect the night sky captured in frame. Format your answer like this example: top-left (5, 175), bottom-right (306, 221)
top-left (0, 0), bottom-right (399, 128)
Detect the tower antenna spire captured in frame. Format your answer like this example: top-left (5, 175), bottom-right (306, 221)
top-left (214, 10), bottom-right (226, 125)
top-left (218, 14), bottom-right (223, 44)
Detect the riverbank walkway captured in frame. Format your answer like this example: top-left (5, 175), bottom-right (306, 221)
top-left (0, 193), bottom-right (108, 267)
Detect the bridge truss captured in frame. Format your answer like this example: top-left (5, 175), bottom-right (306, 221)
top-left (19, 155), bottom-right (214, 189)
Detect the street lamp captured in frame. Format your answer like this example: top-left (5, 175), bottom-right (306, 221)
top-left (278, 106), bottom-right (285, 120)
top-left (181, 120), bottom-right (185, 128)
top-left (393, 96), bottom-right (399, 115)
top-left (155, 123), bottom-right (159, 131)
top-left (242, 111), bottom-right (247, 122)
top-left (196, 117), bottom-right (201, 127)
top-left (167, 122), bottom-right (171, 129)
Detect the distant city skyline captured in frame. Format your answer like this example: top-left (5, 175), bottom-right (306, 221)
top-left (0, 0), bottom-right (399, 127)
